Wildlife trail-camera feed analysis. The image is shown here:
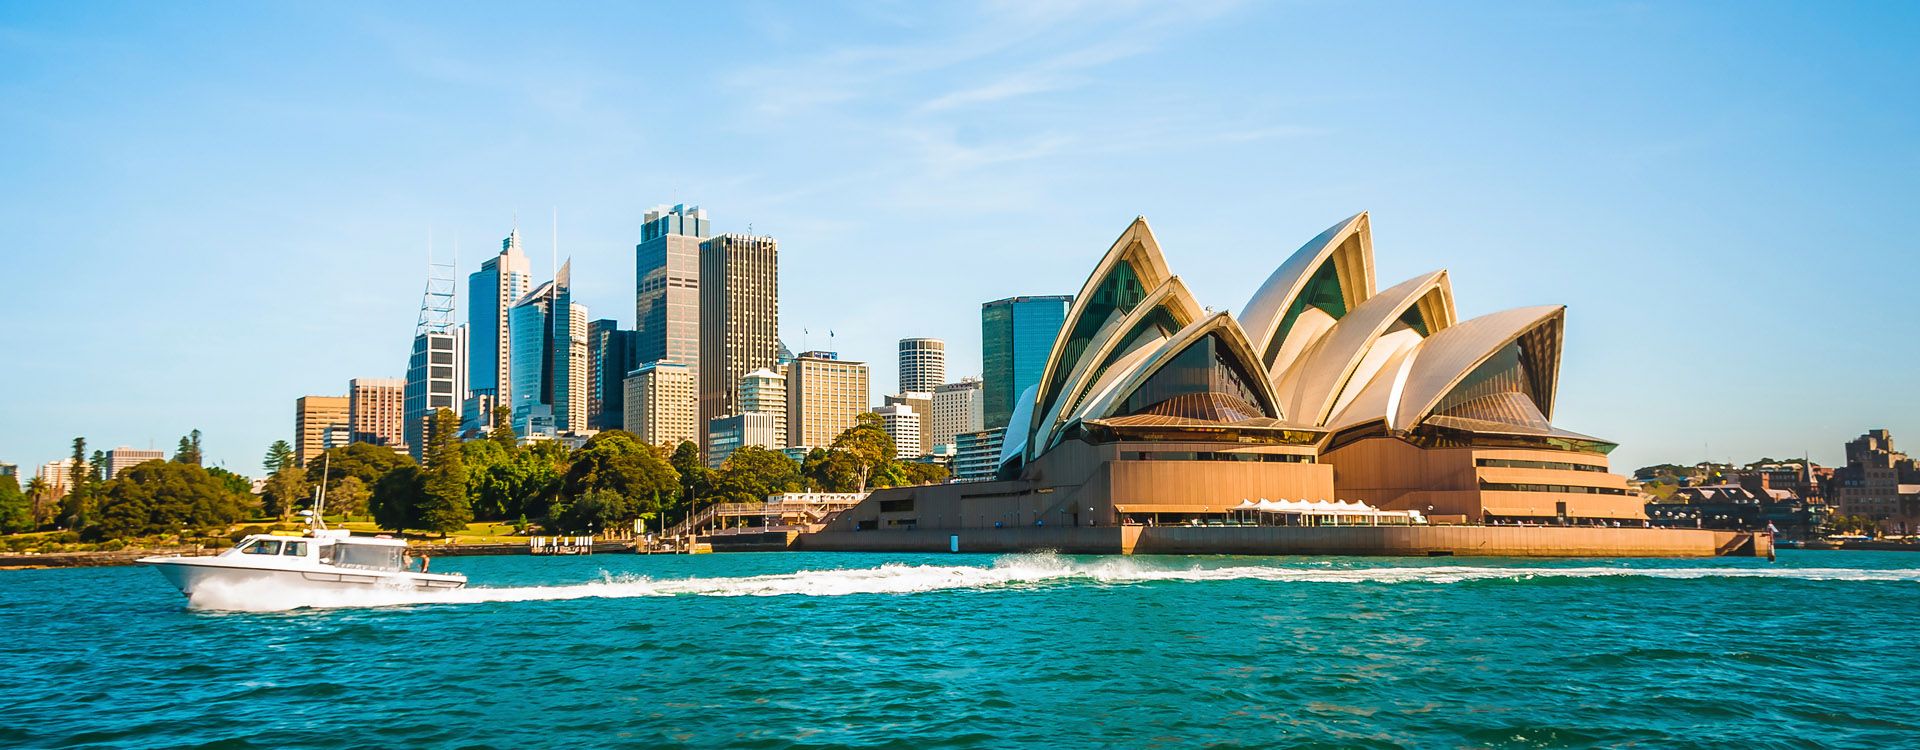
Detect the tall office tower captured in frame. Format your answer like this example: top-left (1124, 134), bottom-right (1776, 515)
top-left (549, 261), bottom-right (589, 433)
top-left (706, 412), bottom-right (778, 470)
top-left (931, 378), bottom-right (985, 453)
top-left (898, 338), bottom-right (946, 393)
top-left (294, 395), bottom-right (349, 466)
top-left (623, 360), bottom-right (697, 448)
top-left (635, 204), bottom-right (709, 380)
top-left (507, 265), bottom-right (586, 438)
top-left (739, 368), bottom-right (788, 448)
top-left (405, 255), bottom-right (462, 461)
top-left (348, 378), bottom-right (407, 449)
top-left (102, 447), bottom-right (166, 479)
top-left (587, 320), bottom-right (638, 431)
top-left (981, 295), bottom-right (1072, 431)
top-left (466, 229), bottom-right (532, 431)
top-left (787, 351), bottom-right (870, 449)
top-left (882, 392), bottom-right (934, 457)
top-left (698, 233), bottom-right (780, 452)
top-left (872, 403), bottom-right (922, 460)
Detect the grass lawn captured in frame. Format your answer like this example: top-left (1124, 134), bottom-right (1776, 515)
top-left (333, 520), bottom-right (531, 545)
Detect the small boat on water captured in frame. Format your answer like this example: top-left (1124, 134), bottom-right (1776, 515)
top-left (137, 452), bottom-right (466, 598)
top-left (137, 527), bottom-right (467, 597)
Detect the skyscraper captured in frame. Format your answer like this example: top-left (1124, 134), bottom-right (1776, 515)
top-left (623, 360), bottom-right (698, 449)
top-left (739, 368), bottom-right (788, 448)
top-left (294, 395), bottom-right (349, 466)
top-left (981, 295), bottom-right (1072, 431)
top-left (707, 412), bottom-right (778, 470)
top-left (787, 351), bottom-right (869, 448)
top-left (698, 232), bottom-right (779, 452)
top-left (348, 378), bottom-right (407, 449)
top-left (508, 262), bottom-right (588, 437)
top-left (102, 447), bottom-right (165, 479)
top-left (872, 403), bottom-right (921, 460)
top-left (466, 229), bottom-right (532, 430)
top-left (406, 254), bottom-right (462, 461)
top-left (588, 320), bottom-right (638, 431)
top-left (635, 204), bottom-right (709, 380)
top-left (898, 338), bottom-right (946, 393)
top-left (931, 378), bottom-right (985, 453)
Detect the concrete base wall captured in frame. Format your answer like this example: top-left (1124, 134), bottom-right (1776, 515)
top-left (794, 525), bottom-right (1771, 558)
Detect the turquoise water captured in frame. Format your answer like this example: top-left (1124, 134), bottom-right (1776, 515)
top-left (3, 551), bottom-right (1918, 748)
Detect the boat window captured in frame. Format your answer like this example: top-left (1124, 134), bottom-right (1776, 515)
top-left (244, 539), bottom-right (283, 555)
top-left (281, 541), bottom-right (308, 557)
top-left (332, 542), bottom-right (405, 571)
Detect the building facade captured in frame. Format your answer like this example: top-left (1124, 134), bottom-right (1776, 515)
top-left (635, 204), bottom-right (709, 386)
top-left (698, 233), bottom-right (780, 453)
top-left (294, 395), bottom-right (350, 467)
top-left (623, 360), bottom-right (698, 449)
top-left (707, 412), bottom-right (779, 470)
top-left (740, 368), bottom-right (788, 448)
top-left (873, 403), bottom-right (922, 460)
top-left (882, 392), bottom-right (934, 457)
top-left (898, 338), bottom-right (947, 394)
top-left (951, 428), bottom-right (1005, 482)
top-left (404, 328), bottom-right (463, 461)
top-left (1832, 429), bottom-right (1920, 531)
top-left (507, 264), bottom-right (589, 437)
top-left (466, 230), bottom-right (532, 431)
top-left (931, 378), bottom-right (985, 453)
top-left (347, 378), bottom-right (406, 449)
top-left (787, 351), bottom-right (870, 449)
top-left (102, 447), bottom-right (165, 479)
top-left (588, 320), bottom-right (638, 431)
top-left (982, 295), bottom-right (1071, 433)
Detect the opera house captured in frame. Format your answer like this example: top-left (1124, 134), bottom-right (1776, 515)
top-left (805, 213), bottom-right (1767, 557)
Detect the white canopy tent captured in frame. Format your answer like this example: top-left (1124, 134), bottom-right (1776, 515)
top-left (1228, 498), bottom-right (1427, 525)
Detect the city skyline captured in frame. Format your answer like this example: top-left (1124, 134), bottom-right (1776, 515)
top-left (2, 3), bottom-right (1917, 474)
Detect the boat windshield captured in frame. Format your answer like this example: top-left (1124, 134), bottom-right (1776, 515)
top-left (240, 539), bottom-right (283, 556)
top-left (331, 542), bottom-right (405, 571)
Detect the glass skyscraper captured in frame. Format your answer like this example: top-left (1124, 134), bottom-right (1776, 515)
top-left (466, 230), bottom-right (531, 430)
top-left (980, 295), bottom-right (1071, 431)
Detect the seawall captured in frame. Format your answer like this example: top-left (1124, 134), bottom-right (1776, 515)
top-left (792, 525), bottom-right (1772, 558)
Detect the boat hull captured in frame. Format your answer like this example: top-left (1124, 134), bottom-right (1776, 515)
top-left (138, 556), bottom-right (466, 597)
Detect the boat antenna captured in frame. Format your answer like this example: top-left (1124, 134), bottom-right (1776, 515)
top-left (313, 452), bottom-right (331, 532)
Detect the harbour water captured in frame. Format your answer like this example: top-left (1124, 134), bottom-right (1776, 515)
top-left (3, 550), bottom-right (1916, 748)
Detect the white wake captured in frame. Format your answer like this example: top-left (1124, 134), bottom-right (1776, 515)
top-left (184, 553), bottom-right (1920, 612)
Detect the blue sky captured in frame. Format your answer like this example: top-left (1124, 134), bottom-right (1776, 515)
top-left (2, 1), bottom-right (1915, 476)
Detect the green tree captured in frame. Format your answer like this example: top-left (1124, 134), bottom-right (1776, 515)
top-left (555, 432), bottom-right (678, 531)
top-left (417, 409), bottom-right (472, 535)
top-left (90, 460), bottom-right (250, 541)
top-left (370, 465), bottom-right (425, 532)
top-left (490, 405), bottom-right (517, 449)
top-left (668, 441), bottom-right (711, 523)
top-left (307, 442), bottom-right (414, 496)
top-left (173, 429), bottom-right (204, 465)
top-left (91, 450), bottom-right (107, 482)
top-left (327, 476), bottom-right (371, 519)
top-left (261, 464), bottom-right (311, 520)
top-left (62, 437), bottom-right (90, 531)
top-left (829, 412), bottom-right (895, 491)
top-left (0, 474), bottom-right (31, 534)
top-left (802, 447), bottom-right (861, 493)
top-left (205, 466), bottom-right (253, 497)
top-left (23, 475), bottom-right (53, 529)
top-left (263, 440), bottom-right (295, 474)
top-left (549, 488), bottom-right (635, 535)
top-left (713, 446), bottom-right (802, 503)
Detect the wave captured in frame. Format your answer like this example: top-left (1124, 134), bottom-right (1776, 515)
top-left (185, 553), bottom-right (1920, 613)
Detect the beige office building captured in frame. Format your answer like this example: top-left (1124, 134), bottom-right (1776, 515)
top-left (623, 360), bottom-right (698, 449)
top-left (898, 338), bottom-right (946, 393)
top-left (932, 378), bottom-right (985, 453)
top-left (787, 352), bottom-right (869, 448)
top-left (883, 392), bottom-right (935, 457)
top-left (295, 395), bottom-right (350, 466)
top-left (873, 403), bottom-right (922, 460)
top-left (740, 368), bottom-right (789, 448)
top-left (348, 378), bottom-right (407, 449)
top-left (102, 447), bottom-right (166, 479)
top-left (698, 233), bottom-right (780, 453)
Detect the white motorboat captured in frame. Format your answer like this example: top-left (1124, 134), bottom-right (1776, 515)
top-left (137, 528), bottom-right (467, 597)
top-left (138, 452), bottom-right (466, 599)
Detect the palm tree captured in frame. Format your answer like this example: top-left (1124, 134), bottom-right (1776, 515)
top-left (22, 476), bottom-right (51, 529)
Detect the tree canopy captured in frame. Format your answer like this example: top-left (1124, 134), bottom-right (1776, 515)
top-left (550, 431), bottom-right (678, 532)
top-left (307, 442), bottom-right (414, 493)
top-left (713, 446), bottom-right (803, 503)
top-left (0, 474), bottom-right (30, 534)
top-left (829, 412), bottom-right (895, 492)
top-left (89, 460), bottom-right (250, 540)
top-left (263, 440), bottom-right (295, 474)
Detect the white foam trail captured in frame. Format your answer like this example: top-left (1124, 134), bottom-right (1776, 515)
top-left (184, 553), bottom-right (1920, 613)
